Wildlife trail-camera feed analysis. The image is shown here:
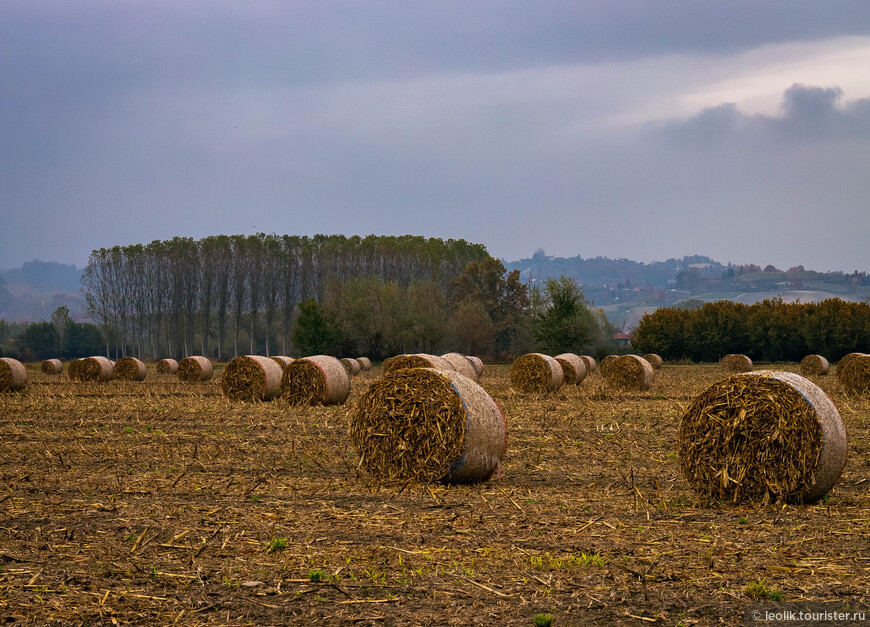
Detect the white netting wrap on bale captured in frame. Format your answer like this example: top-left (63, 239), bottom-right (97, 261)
top-left (0, 358), bottom-right (28, 392)
top-left (355, 357), bottom-right (372, 371)
top-left (440, 353), bottom-right (478, 382)
top-left (78, 356), bottom-right (114, 382)
top-left (467, 356), bottom-right (484, 378)
top-left (222, 355), bottom-right (284, 401)
top-left (281, 355), bottom-right (351, 405)
top-left (340, 358), bottom-right (361, 376)
top-left (510, 353), bottom-right (563, 393)
top-left (555, 353), bottom-right (587, 385)
top-left (156, 359), bottom-right (179, 375)
top-left (177, 356), bottom-right (214, 382)
top-left (41, 359), bottom-right (63, 375)
top-left (604, 355), bottom-right (655, 391)
top-left (114, 357), bottom-right (147, 381)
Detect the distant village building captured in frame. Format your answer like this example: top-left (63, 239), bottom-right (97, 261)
top-left (613, 332), bottom-right (632, 347)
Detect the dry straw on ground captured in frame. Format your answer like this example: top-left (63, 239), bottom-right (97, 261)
top-left (440, 352), bottom-right (478, 382)
top-left (837, 352), bottom-right (870, 394)
top-left (643, 353), bottom-right (663, 369)
top-left (356, 357), bottom-right (372, 371)
top-left (383, 354), bottom-right (456, 376)
top-left (114, 356), bottom-right (147, 381)
top-left (41, 359), bottom-right (63, 375)
top-left (177, 356), bottom-right (213, 382)
top-left (554, 353), bottom-right (587, 385)
top-left (720, 353), bottom-right (753, 373)
top-left (0, 357), bottom-right (27, 392)
top-left (350, 367), bottom-right (507, 484)
top-left (599, 355), bottom-right (617, 376)
top-left (155, 358), bottom-right (178, 375)
top-left (221, 355), bottom-right (283, 401)
top-left (467, 355), bottom-right (484, 378)
top-left (510, 353), bottom-right (563, 393)
top-left (800, 354), bottom-right (830, 376)
top-left (281, 355), bottom-right (351, 405)
top-left (680, 370), bottom-right (847, 504)
top-left (604, 355), bottom-right (655, 391)
top-left (580, 355), bottom-right (596, 373)
top-left (78, 356), bottom-right (114, 382)
top-left (340, 358), bottom-right (361, 376)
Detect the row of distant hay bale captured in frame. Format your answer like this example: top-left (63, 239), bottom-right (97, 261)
top-left (511, 352), bottom-right (659, 393)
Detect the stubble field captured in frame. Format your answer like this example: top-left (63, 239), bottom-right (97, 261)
top-left (0, 363), bottom-right (867, 625)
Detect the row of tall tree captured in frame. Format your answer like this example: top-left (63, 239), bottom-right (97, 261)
top-left (632, 298), bottom-right (870, 362)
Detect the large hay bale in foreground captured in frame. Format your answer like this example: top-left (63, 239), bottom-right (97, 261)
top-left (177, 356), bottom-right (213, 382)
top-left (78, 356), bottom-right (114, 382)
top-left (383, 354), bottom-right (455, 376)
top-left (467, 356), bottom-right (484, 378)
top-left (605, 355), bottom-right (655, 391)
top-left (510, 353), bottom-right (563, 393)
top-left (356, 357), bottom-right (372, 371)
top-left (440, 352), bottom-right (478, 382)
top-left (580, 355), bottom-right (596, 373)
top-left (837, 352), bottom-right (870, 394)
top-left (156, 358), bottom-right (179, 375)
top-left (114, 356), bottom-right (147, 381)
top-left (350, 367), bottom-right (507, 484)
top-left (680, 370), bottom-right (847, 504)
top-left (222, 355), bottom-right (283, 401)
top-left (0, 358), bottom-right (27, 392)
top-left (599, 355), bottom-right (617, 376)
top-left (643, 353), bottom-right (663, 370)
top-left (800, 354), bottom-right (830, 376)
top-left (41, 359), bottom-right (63, 375)
top-left (555, 353), bottom-right (587, 385)
top-left (720, 354), bottom-right (752, 373)
top-left (340, 358), bottom-right (361, 376)
top-left (281, 355), bottom-right (351, 405)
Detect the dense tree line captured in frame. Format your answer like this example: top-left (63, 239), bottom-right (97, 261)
top-left (632, 298), bottom-right (870, 362)
top-left (0, 307), bottom-right (104, 361)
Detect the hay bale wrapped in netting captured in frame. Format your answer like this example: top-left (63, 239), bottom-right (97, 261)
top-left (221, 355), bottom-right (283, 401)
top-left (800, 354), bottom-right (830, 376)
top-left (555, 353), bottom-right (587, 385)
top-left (680, 370), bottom-right (847, 504)
top-left (281, 355), bottom-right (351, 405)
top-left (356, 357), bottom-right (372, 371)
top-left (271, 356), bottom-right (294, 370)
top-left (177, 356), bottom-right (214, 382)
top-left (440, 352), bottom-right (478, 382)
top-left (156, 358), bottom-right (179, 375)
top-left (467, 356), bottom-right (484, 378)
top-left (0, 358), bottom-right (27, 392)
top-left (41, 359), bottom-right (63, 375)
top-left (340, 358), bottom-right (361, 376)
top-left (383, 354), bottom-right (456, 376)
top-left (114, 356), bottom-right (147, 381)
top-left (643, 353), bottom-right (663, 370)
top-left (350, 367), bottom-right (507, 484)
top-left (580, 355), bottom-right (596, 373)
top-left (837, 353), bottom-right (870, 394)
top-left (68, 359), bottom-right (83, 380)
top-left (510, 353), bottom-right (563, 393)
top-left (78, 356), bottom-right (114, 382)
top-left (599, 355), bottom-right (617, 376)
top-left (605, 355), bottom-right (655, 391)
top-left (720, 354), bottom-right (752, 373)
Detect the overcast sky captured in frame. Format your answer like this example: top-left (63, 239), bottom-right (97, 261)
top-left (2, 1), bottom-right (869, 273)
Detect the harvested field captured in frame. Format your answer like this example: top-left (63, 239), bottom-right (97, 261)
top-left (0, 362), bottom-right (867, 625)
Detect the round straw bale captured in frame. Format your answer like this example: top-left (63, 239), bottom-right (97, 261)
top-left (837, 352), bottom-right (870, 394)
top-left (114, 356), bottom-right (147, 381)
top-left (679, 370), bottom-right (847, 504)
top-left (356, 357), bottom-right (372, 371)
top-left (720, 354), bottom-right (752, 373)
top-left (41, 359), bottom-right (63, 375)
top-left (605, 355), bottom-right (655, 391)
top-left (643, 353), bottom-right (663, 369)
top-left (79, 356), bottom-right (114, 382)
top-left (340, 357), bottom-right (361, 376)
top-left (599, 355), bottom-right (617, 376)
top-left (800, 354), bottom-right (830, 376)
top-left (383, 354), bottom-right (456, 376)
top-left (222, 355), bottom-right (283, 401)
top-left (510, 353), bottom-right (563, 393)
top-left (177, 356), bottom-right (213, 382)
top-left (68, 358), bottom-right (83, 380)
top-left (281, 355), bottom-right (351, 405)
top-left (271, 356), bottom-right (295, 370)
top-left (0, 358), bottom-right (27, 392)
top-left (350, 367), bottom-right (507, 484)
top-left (440, 352), bottom-right (478, 382)
top-left (467, 356), bottom-right (484, 378)
top-left (156, 358), bottom-right (179, 375)
top-left (555, 353), bottom-right (587, 385)
top-left (580, 355), bottom-right (596, 373)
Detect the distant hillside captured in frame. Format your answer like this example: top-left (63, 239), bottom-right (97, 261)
top-left (0, 260), bottom-right (85, 322)
top-left (1, 259), bottom-right (82, 292)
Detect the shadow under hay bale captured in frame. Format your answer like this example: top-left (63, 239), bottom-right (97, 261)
top-left (555, 353), bottom-right (587, 385)
top-left (837, 353), bottom-right (870, 394)
top-left (356, 357), bottom-right (372, 371)
top-left (114, 357), bottom-right (147, 381)
top-left (156, 358), bottom-right (179, 375)
top-left (383, 354), bottom-right (455, 376)
top-left (78, 356), bottom-right (114, 382)
top-left (0, 358), bottom-right (27, 392)
top-left (350, 367), bottom-right (507, 484)
top-left (580, 355), bottom-right (596, 373)
top-left (680, 370), bottom-right (847, 505)
top-left (177, 356), bottom-right (213, 382)
top-left (643, 353), bottom-right (663, 370)
top-left (41, 359), bottom-right (63, 375)
top-left (440, 352), bottom-right (478, 382)
top-left (605, 355), bottom-right (655, 391)
top-left (720, 354), bottom-right (753, 373)
top-left (510, 353), bottom-right (563, 393)
top-left (281, 355), bottom-right (350, 405)
top-left (340, 358), bottom-right (361, 376)
top-left (800, 354), bottom-right (830, 376)
top-left (222, 355), bottom-right (283, 401)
